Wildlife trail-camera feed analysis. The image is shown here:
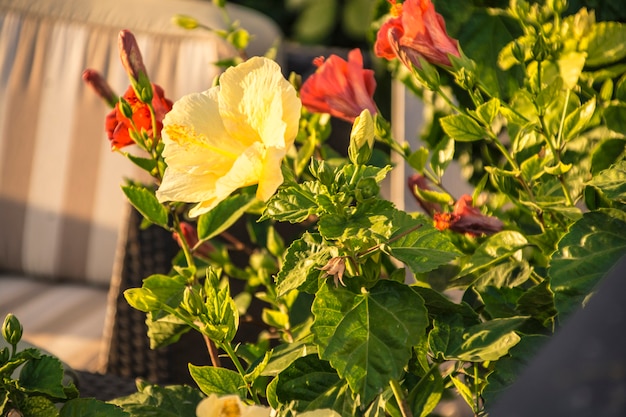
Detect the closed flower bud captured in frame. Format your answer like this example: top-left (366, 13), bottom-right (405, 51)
top-left (172, 14), bottom-right (199, 30)
top-left (2, 314), bottom-right (23, 346)
top-left (348, 109), bottom-right (375, 165)
top-left (82, 69), bottom-right (118, 108)
top-left (183, 286), bottom-right (207, 316)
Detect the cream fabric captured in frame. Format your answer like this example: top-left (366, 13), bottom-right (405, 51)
top-left (0, 0), bottom-right (282, 285)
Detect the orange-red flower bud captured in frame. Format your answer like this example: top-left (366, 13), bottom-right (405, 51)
top-left (82, 69), bottom-right (118, 108)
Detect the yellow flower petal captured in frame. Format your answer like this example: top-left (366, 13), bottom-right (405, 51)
top-left (156, 56), bottom-right (300, 216)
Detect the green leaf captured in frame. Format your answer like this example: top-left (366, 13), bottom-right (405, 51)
top-left (145, 313), bottom-right (189, 349)
top-left (430, 316), bottom-right (526, 362)
top-left (312, 280), bottom-right (428, 403)
top-left (121, 184), bottom-right (168, 228)
top-left (388, 212), bottom-right (461, 274)
top-left (458, 231), bottom-right (528, 278)
top-left (189, 364), bottom-right (245, 396)
top-left (407, 148), bottom-right (429, 173)
top-left (562, 97), bottom-right (596, 142)
top-left (603, 103), bottom-right (626, 134)
top-left (276, 233), bottom-right (331, 296)
top-left (262, 340), bottom-right (318, 377)
top-left (262, 182), bottom-right (321, 223)
top-left (318, 199), bottom-right (395, 248)
top-left (588, 159), bottom-right (626, 203)
top-left (583, 21), bottom-right (626, 67)
top-left (590, 138), bottom-right (626, 175)
top-left (197, 193), bottom-right (255, 240)
top-left (274, 355), bottom-right (341, 412)
top-left (60, 398), bottom-right (129, 417)
top-left (440, 114), bottom-right (486, 142)
top-left (408, 370), bottom-right (444, 417)
top-left (109, 384), bottom-right (203, 417)
top-left (450, 375), bottom-right (475, 411)
top-left (475, 98), bottom-right (501, 125)
top-left (19, 355), bottom-right (66, 398)
top-left (558, 51), bottom-right (586, 90)
top-left (482, 335), bottom-right (548, 404)
top-left (18, 396), bottom-right (59, 417)
top-left (549, 210), bottom-right (626, 320)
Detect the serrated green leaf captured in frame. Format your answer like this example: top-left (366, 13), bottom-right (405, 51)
top-left (19, 355), bottom-right (66, 398)
top-left (262, 182), bottom-right (321, 223)
top-left (145, 313), bottom-right (189, 349)
top-left (121, 185), bottom-right (168, 227)
top-left (197, 193), bottom-right (255, 240)
top-left (318, 199), bottom-right (396, 249)
top-left (588, 159), bottom-right (626, 203)
top-left (276, 233), bottom-right (331, 296)
top-left (189, 364), bottom-right (245, 396)
top-left (60, 398), bottom-right (129, 417)
top-left (440, 114), bottom-right (486, 142)
top-left (109, 384), bottom-right (203, 416)
top-left (459, 231), bottom-right (528, 278)
top-left (475, 98), bottom-right (501, 125)
top-left (583, 21), bottom-right (626, 67)
top-left (549, 210), bottom-right (626, 320)
top-left (388, 212), bottom-right (460, 274)
top-left (274, 355), bottom-right (341, 412)
top-left (455, 317), bottom-right (526, 362)
top-left (312, 280), bottom-right (428, 403)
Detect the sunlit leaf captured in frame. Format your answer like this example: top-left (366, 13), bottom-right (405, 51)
top-left (549, 210), bottom-right (626, 320)
top-left (312, 280), bottom-right (428, 403)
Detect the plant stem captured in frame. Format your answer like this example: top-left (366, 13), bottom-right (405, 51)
top-left (220, 342), bottom-right (260, 403)
top-left (390, 379), bottom-right (414, 417)
top-left (202, 334), bottom-right (221, 368)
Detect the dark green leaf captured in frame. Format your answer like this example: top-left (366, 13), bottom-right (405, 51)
top-left (145, 313), bottom-right (189, 349)
top-left (440, 114), bottom-right (486, 142)
top-left (549, 210), bottom-right (626, 320)
top-left (61, 398), bottom-right (129, 417)
top-left (603, 103), bottom-right (626, 134)
top-left (189, 364), bottom-right (245, 396)
top-left (408, 369), bottom-right (444, 417)
top-left (109, 384), bottom-right (203, 417)
top-left (262, 340), bottom-right (318, 377)
top-left (274, 355), bottom-right (341, 412)
top-left (197, 193), bottom-right (256, 240)
top-left (312, 280), bottom-right (428, 403)
top-left (479, 286), bottom-right (524, 319)
top-left (121, 185), bottom-right (168, 228)
top-left (590, 138), bottom-right (625, 175)
top-left (276, 233), bottom-right (331, 296)
top-left (482, 335), bottom-right (548, 404)
top-left (19, 355), bottom-right (66, 398)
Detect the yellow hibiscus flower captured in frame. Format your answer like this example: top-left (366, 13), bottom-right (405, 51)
top-left (156, 56), bottom-right (301, 217)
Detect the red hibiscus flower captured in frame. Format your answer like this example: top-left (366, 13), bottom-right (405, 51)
top-left (300, 48), bottom-right (377, 123)
top-left (374, 0), bottom-right (460, 69)
top-left (433, 194), bottom-right (503, 237)
top-left (105, 83), bottom-right (172, 150)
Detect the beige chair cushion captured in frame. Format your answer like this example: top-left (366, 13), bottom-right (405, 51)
top-left (0, 0), bottom-right (282, 285)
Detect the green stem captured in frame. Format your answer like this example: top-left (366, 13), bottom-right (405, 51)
top-left (220, 342), bottom-right (260, 403)
top-left (555, 89), bottom-right (571, 153)
top-left (390, 379), bottom-right (414, 417)
top-left (473, 363), bottom-right (482, 416)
